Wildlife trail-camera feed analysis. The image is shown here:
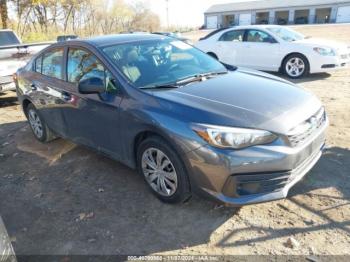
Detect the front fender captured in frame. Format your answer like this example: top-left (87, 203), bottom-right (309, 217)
top-left (119, 103), bottom-right (207, 169)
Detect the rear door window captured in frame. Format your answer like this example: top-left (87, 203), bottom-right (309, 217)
top-left (42, 48), bottom-right (64, 79)
top-left (219, 30), bottom-right (245, 42)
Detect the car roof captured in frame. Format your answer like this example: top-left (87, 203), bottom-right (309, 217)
top-left (202, 25), bottom-right (282, 40)
top-left (54, 33), bottom-right (165, 49)
top-left (222, 24), bottom-right (280, 31)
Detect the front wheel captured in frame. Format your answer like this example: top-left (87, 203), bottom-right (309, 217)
top-left (282, 54), bottom-right (309, 79)
top-left (137, 136), bottom-right (191, 204)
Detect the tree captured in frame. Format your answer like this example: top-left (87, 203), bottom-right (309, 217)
top-left (130, 1), bottom-right (160, 32)
top-left (0, 0), bottom-right (8, 29)
top-left (4, 0), bottom-right (161, 41)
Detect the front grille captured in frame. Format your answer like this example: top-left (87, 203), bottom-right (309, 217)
top-left (287, 108), bottom-right (326, 148)
top-left (234, 171), bottom-right (290, 196)
top-left (321, 64), bottom-right (336, 68)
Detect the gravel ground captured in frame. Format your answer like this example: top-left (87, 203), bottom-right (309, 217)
top-left (0, 24), bottom-right (349, 257)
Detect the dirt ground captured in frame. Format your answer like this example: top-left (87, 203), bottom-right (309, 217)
top-left (0, 24), bottom-right (349, 257)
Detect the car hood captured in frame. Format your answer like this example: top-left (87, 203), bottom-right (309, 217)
top-left (150, 68), bottom-right (322, 135)
top-left (0, 45), bottom-right (46, 76)
top-left (294, 37), bottom-right (349, 50)
top-left (0, 59), bottom-right (28, 76)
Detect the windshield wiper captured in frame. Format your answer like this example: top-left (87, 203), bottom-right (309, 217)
top-left (140, 71), bottom-right (228, 89)
top-left (175, 71), bottom-right (228, 85)
top-left (139, 83), bottom-right (180, 90)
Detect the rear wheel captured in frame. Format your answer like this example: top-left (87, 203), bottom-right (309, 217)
top-left (137, 136), bottom-right (191, 204)
top-left (282, 54), bottom-right (309, 79)
top-left (26, 103), bottom-right (57, 143)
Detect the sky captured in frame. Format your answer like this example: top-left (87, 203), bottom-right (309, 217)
top-left (145, 0), bottom-right (258, 27)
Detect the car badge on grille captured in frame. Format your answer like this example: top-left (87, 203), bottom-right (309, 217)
top-left (309, 116), bottom-right (318, 129)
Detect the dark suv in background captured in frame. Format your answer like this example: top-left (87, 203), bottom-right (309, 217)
top-left (15, 34), bottom-right (327, 205)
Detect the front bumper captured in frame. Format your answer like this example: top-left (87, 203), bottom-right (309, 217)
top-left (186, 118), bottom-right (327, 206)
top-left (310, 54), bottom-right (350, 73)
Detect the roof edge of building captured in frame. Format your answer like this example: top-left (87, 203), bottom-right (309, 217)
top-left (205, 0), bottom-right (350, 14)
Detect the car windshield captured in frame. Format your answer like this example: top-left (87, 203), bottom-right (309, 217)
top-left (268, 27), bottom-right (305, 42)
top-left (102, 38), bottom-right (226, 88)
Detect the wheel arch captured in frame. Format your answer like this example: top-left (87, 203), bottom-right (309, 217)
top-left (133, 130), bottom-right (164, 162)
top-left (133, 128), bottom-right (184, 167)
top-left (131, 126), bottom-right (195, 181)
top-left (22, 98), bottom-right (33, 118)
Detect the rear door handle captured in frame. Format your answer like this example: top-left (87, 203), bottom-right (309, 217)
top-left (61, 92), bottom-right (72, 101)
top-left (30, 83), bottom-right (37, 91)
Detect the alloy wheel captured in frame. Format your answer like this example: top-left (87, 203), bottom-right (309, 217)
top-left (141, 147), bottom-right (178, 196)
top-left (28, 109), bottom-right (43, 139)
top-left (286, 57), bottom-right (305, 77)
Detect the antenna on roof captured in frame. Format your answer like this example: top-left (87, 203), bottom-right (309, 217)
top-left (165, 0), bottom-right (169, 29)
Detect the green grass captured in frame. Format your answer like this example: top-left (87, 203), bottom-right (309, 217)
top-left (20, 31), bottom-right (61, 43)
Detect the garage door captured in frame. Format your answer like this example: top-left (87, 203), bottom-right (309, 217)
top-left (239, 13), bottom-right (252, 25)
top-left (207, 16), bottom-right (218, 29)
top-left (336, 6), bottom-right (350, 23)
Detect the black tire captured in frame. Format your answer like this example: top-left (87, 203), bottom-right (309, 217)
top-left (26, 103), bottom-right (57, 143)
top-left (282, 53), bottom-right (309, 79)
top-left (207, 52), bottom-right (218, 60)
top-left (137, 136), bottom-right (191, 204)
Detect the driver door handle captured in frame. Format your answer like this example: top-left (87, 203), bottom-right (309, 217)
top-left (30, 83), bottom-right (37, 91)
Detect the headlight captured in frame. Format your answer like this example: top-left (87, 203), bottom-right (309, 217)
top-left (192, 124), bottom-right (277, 149)
top-left (313, 47), bottom-right (336, 56)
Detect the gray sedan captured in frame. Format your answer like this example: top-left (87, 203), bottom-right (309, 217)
top-left (15, 34), bottom-right (327, 205)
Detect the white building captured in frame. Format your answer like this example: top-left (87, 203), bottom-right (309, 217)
top-left (205, 0), bottom-right (350, 29)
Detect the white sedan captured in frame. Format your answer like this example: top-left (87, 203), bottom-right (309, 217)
top-left (195, 25), bottom-right (350, 78)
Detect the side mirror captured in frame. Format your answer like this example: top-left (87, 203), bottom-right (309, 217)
top-left (221, 62), bottom-right (237, 71)
top-left (78, 77), bottom-right (105, 94)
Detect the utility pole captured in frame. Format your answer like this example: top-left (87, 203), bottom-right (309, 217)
top-left (165, 0), bottom-right (169, 29)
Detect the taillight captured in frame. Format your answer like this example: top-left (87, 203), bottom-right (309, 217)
top-left (13, 73), bottom-right (17, 82)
